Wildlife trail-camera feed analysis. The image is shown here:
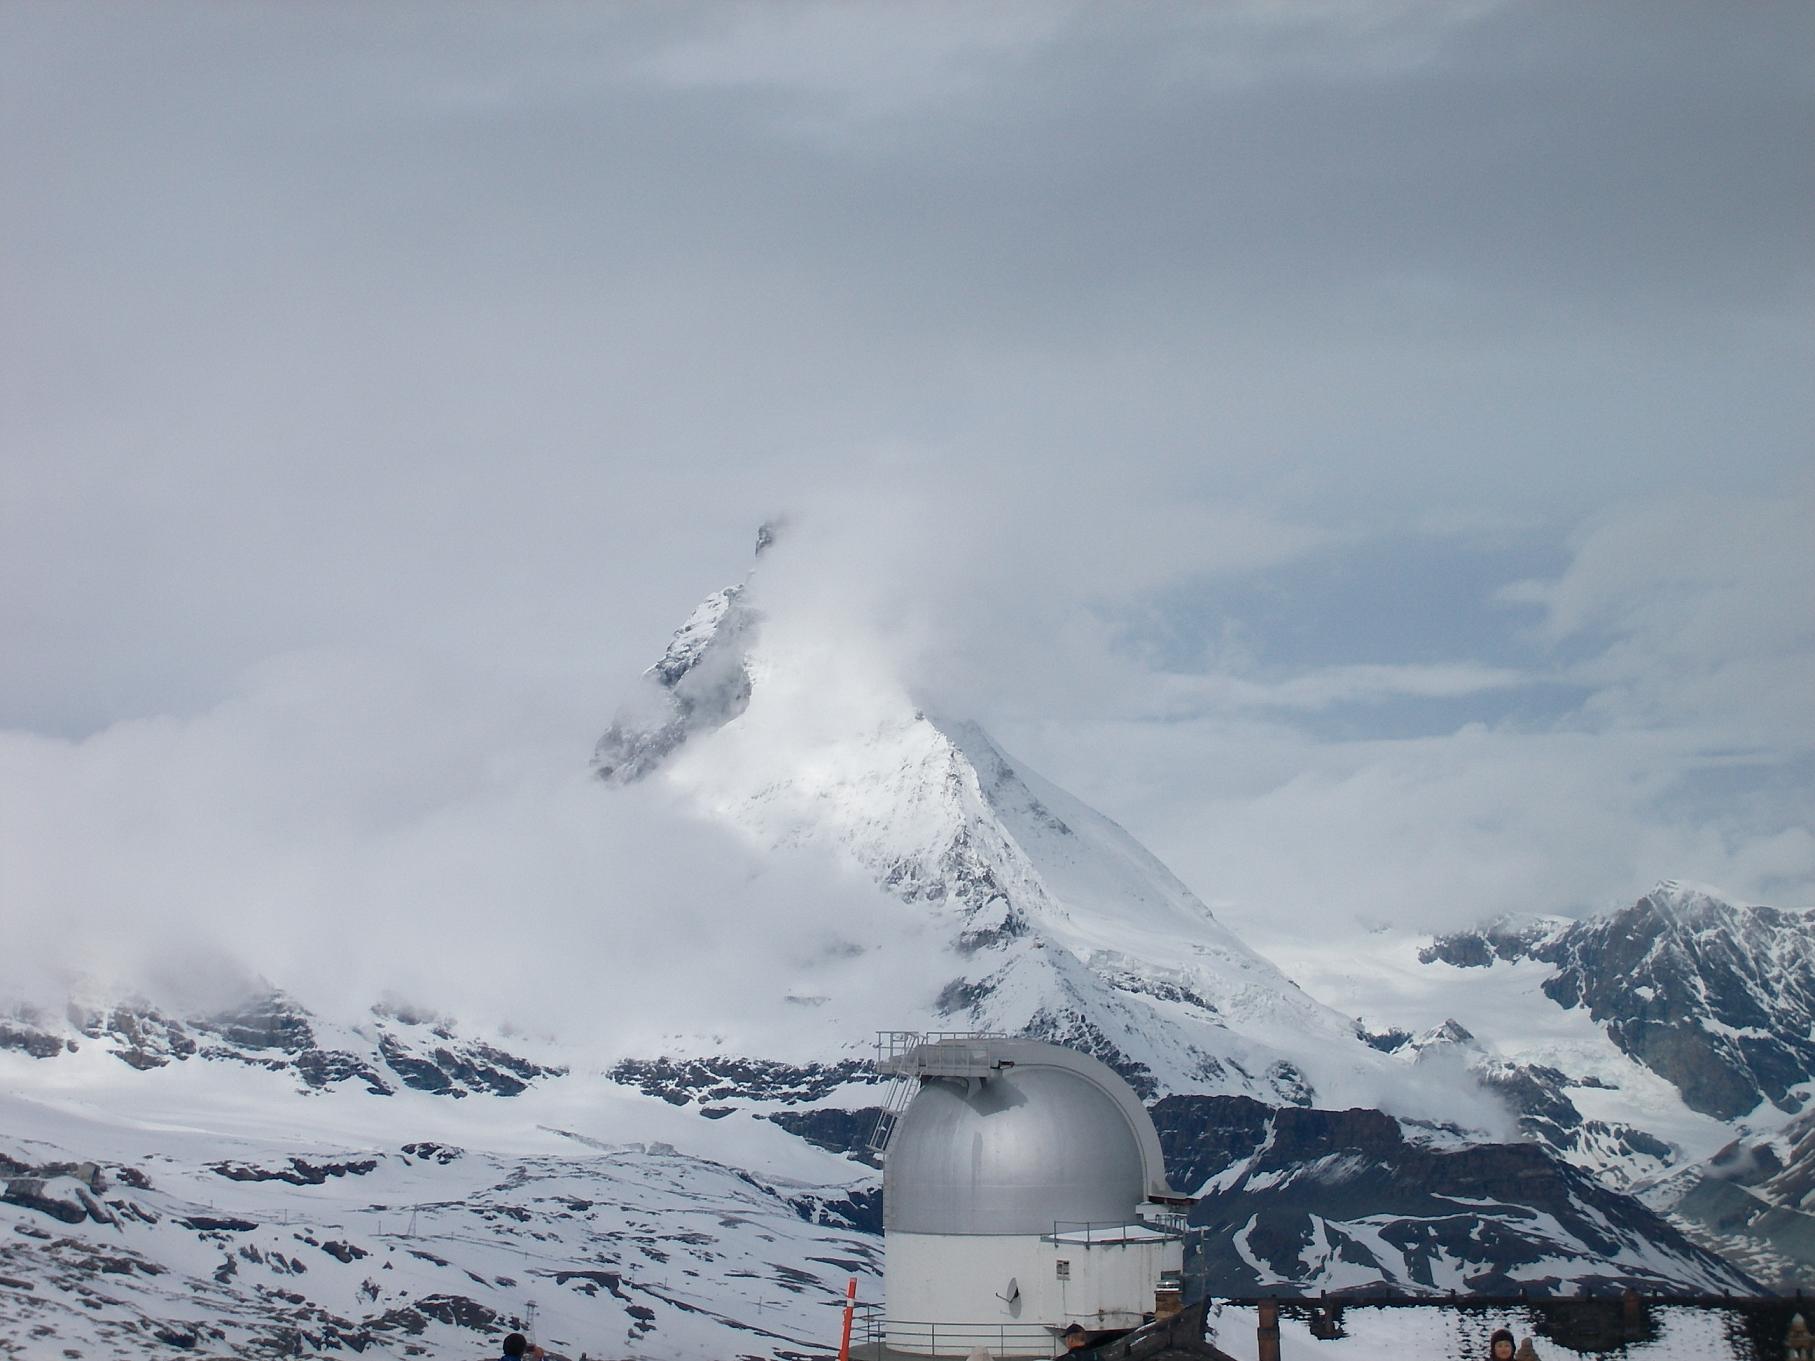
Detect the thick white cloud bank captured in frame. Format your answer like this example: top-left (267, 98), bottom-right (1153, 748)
top-left (0, 645), bottom-right (947, 1055)
top-left (1, 3), bottom-right (1810, 1011)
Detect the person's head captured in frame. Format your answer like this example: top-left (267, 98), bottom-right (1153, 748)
top-left (1063, 1324), bottom-right (1088, 1352)
top-left (502, 1335), bottom-right (528, 1359)
top-left (1489, 1329), bottom-right (1515, 1360)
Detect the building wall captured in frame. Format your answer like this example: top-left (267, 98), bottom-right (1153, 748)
top-left (886, 1231), bottom-right (1184, 1356)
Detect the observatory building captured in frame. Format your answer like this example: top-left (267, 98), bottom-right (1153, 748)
top-left (872, 1033), bottom-right (1193, 1357)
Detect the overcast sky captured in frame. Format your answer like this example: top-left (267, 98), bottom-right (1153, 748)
top-left (2, 2), bottom-right (1811, 1015)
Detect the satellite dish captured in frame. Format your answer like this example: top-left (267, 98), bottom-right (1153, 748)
top-left (997, 1277), bottom-right (1021, 1305)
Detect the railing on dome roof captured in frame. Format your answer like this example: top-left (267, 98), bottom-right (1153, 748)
top-left (868, 1031), bottom-right (1015, 1156)
top-left (1050, 1215), bottom-right (1188, 1244)
top-left (875, 1030), bottom-right (1016, 1074)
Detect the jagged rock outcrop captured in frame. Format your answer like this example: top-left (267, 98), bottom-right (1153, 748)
top-left (1423, 883), bottom-right (1815, 1120)
top-left (21, 992), bottom-right (563, 1100)
top-left (1643, 1106), bottom-right (1815, 1291)
top-left (1150, 1095), bottom-right (1757, 1297)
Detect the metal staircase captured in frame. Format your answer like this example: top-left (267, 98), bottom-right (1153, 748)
top-left (866, 1031), bottom-right (1014, 1157)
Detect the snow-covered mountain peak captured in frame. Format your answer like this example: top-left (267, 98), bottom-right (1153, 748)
top-left (587, 544), bottom-right (1498, 1122)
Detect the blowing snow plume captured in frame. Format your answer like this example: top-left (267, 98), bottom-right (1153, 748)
top-left (586, 521), bottom-right (1507, 1132)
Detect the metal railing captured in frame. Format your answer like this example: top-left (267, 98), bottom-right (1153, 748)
top-left (875, 1030), bottom-right (1014, 1075)
top-left (1049, 1218), bottom-right (1186, 1245)
top-left (855, 1312), bottom-right (1058, 1359)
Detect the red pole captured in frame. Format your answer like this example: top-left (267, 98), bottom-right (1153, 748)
top-left (838, 1277), bottom-right (858, 1361)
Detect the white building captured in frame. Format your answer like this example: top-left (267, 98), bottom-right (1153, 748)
top-left (875, 1034), bottom-right (1193, 1358)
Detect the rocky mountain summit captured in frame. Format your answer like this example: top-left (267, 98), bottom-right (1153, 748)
top-left (1421, 882), bottom-right (1815, 1122)
top-left (1151, 1096), bottom-right (1753, 1297)
top-left (587, 531), bottom-right (1463, 1116)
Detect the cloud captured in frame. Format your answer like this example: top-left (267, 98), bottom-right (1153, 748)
top-left (1504, 490), bottom-right (1815, 745)
top-left (1151, 662), bottom-right (1530, 715)
top-left (0, 1), bottom-right (1808, 1027)
top-left (991, 494), bottom-right (1815, 942)
top-left (0, 649), bottom-right (946, 1057)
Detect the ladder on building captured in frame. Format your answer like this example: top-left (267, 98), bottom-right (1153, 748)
top-left (866, 1068), bottom-right (916, 1156)
top-left (866, 1030), bottom-right (1015, 1157)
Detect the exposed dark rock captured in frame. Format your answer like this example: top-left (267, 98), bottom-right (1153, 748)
top-left (1425, 887), bottom-right (1815, 1121)
top-left (1478, 1062), bottom-right (1583, 1135)
top-left (956, 916), bottom-right (1031, 953)
top-left (608, 1055), bottom-right (874, 1107)
top-left (1420, 918), bottom-right (1552, 968)
top-left (377, 1032), bottom-right (562, 1098)
top-left (553, 1268), bottom-right (628, 1299)
top-left (1657, 1105), bottom-right (1815, 1290)
top-left (182, 1216), bottom-right (259, 1233)
top-left (1151, 1093), bottom-right (1276, 1195)
top-left (379, 1034), bottom-right (455, 1093)
top-left (193, 993), bottom-right (315, 1052)
top-left (1104, 973), bottom-right (1221, 1016)
top-left (788, 1187), bottom-right (884, 1236)
top-left (2, 1179), bottom-right (87, 1224)
top-left (1359, 1026), bottom-right (1413, 1053)
top-left (1150, 1095), bottom-right (1756, 1296)
top-left (763, 1107), bottom-right (885, 1166)
top-left (401, 1141), bottom-right (463, 1165)
top-left (70, 1003), bottom-right (198, 1070)
top-left (0, 1020), bottom-right (70, 1059)
top-left (292, 1048), bottom-right (394, 1095)
top-left (934, 977), bottom-right (995, 1018)
top-left (1024, 1008), bottom-right (1158, 1099)
top-left (212, 1157), bottom-right (377, 1186)
top-left (594, 585), bottom-right (760, 784)
top-left (412, 1293), bottom-right (500, 1330)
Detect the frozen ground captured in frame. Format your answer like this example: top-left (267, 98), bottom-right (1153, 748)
top-left (0, 1054), bottom-right (879, 1360)
top-left (1203, 1302), bottom-right (1780, 1361)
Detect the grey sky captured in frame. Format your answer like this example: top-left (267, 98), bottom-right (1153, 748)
top-left (2, 2), bottom-right (1811, 988)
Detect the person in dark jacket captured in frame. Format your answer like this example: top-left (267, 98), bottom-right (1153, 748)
top-left (1488, 1328), bottom-right (1516, 1360)
top-left (501, 1333), bottom-right (545, 1360)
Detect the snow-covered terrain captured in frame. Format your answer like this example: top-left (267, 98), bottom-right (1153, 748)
top-left (0, 1028), bottom-right (878, 1360)
top-left (1264, 924), bottom-right (1741, 1186)
top-left (1202, 1301), bottom-right (1802, 1361)
top-left (1266, 881), bottom-right (1815, 1282)
top-left (6, 531), bottom-right (1809, 1356)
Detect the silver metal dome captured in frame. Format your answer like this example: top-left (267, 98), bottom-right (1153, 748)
top-left (884, 1058), bottom-right (1152, 1235)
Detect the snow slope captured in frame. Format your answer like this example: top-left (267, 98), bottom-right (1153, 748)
top-left (0, 1038), bottom-right (878, 1361)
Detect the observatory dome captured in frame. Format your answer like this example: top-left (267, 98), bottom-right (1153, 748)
top-left (884, 1065), bottom-right (1147, 1236)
